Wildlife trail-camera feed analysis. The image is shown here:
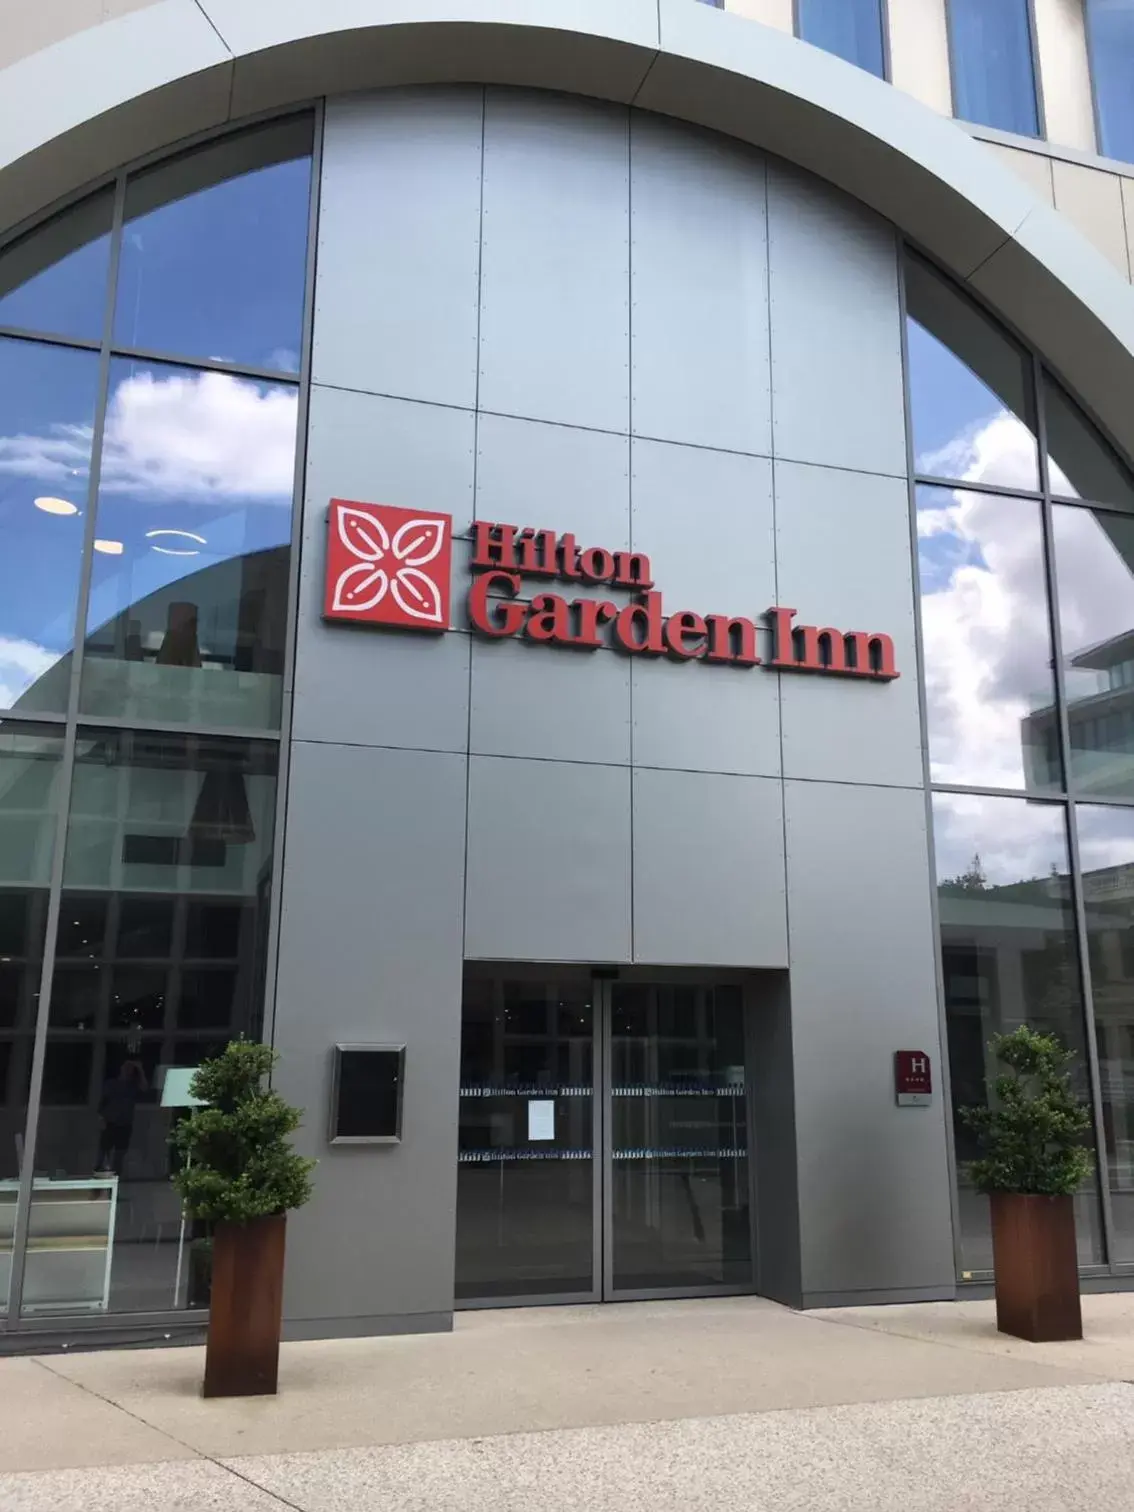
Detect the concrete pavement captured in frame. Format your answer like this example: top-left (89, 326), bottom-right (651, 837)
top-left (2, 1294), bottom-right (1134, 1508)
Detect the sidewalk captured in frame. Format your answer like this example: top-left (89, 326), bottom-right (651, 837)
top-left (3, 1294), bottom-right (1134, 1509)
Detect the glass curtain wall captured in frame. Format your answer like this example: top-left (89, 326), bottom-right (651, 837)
top-left (907, 250), bottom-right (1134, 1272)
top-left (0, 115), bottom-right (314, 1322)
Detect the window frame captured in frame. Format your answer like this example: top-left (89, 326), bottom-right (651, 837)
top-left (944, 0), bottom-right (1047, 141)
top-left (792, 0), bottom-right (893, 84)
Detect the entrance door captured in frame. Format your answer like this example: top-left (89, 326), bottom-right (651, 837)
top-left (454, 968), bottom-right (753, 1304)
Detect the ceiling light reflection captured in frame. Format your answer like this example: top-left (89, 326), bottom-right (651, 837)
top-left (94, 540), bottom-right (124, 556)
top-left (34, 497), bottom-right (80, 516)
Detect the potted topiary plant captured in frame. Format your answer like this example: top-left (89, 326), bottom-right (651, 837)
top-left (171, 1041), bottom-right (315, 1397)
top-left (962, 1026), bottom-right (1094, 1343)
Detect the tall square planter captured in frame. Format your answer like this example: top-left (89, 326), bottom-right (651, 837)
top-left (989, 1192), bottom-right (1082, 1343)
top-left (203, 1213), bottom-right (287, 1398)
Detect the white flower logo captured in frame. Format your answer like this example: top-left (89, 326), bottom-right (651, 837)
top-left (330, 506), bottom-right (447, 625)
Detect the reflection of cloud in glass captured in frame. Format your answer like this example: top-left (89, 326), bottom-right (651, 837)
top-left (933, 790), bottom-right (1065, 891)
top-left (0, 634), bottom-right (58, 707)
top-left (918, 415), bottom-right (1054, 791)
top-left (0, 370), bottom-right (296, 504)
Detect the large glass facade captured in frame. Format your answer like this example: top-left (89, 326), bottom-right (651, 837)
top-left (0, 115), bottom-right (312, 1324)
top-left (908, 249), bottom-right (1134, 1276)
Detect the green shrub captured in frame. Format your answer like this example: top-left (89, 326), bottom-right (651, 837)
top-left (962, 1026), bottom-right (1094, 1196)
top-left (171, 1041), bottom-right (315, 1223)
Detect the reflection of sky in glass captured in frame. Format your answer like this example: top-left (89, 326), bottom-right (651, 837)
top-left (0, 338), bottom-right (100, 709)
top-left (916, 485), bottom-right (1056, 791)
top-left (933, 791), bottom-right (1068, 889)
top-left (115, 150), bottom-right (310, 372)
top-left (0, 193), bottom-right (113, 344)
top-left (83, 358), bottom-right (297, 640)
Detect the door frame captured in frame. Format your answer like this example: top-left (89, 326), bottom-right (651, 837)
top-left (456, 964), bottom-right (762, 1310)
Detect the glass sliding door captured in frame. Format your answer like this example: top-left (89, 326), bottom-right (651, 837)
top-left (607, 983), bottom-right (751, 1294)
top-left (454, 968), bottom-right (754, 1305)
top-left (454, 970), bottom-right (598, 1302)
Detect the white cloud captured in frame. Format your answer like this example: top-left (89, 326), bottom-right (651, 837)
top-left (0, 635), bottom-right (60, 710)
top-left (0, 369), bottom-right (297, 505)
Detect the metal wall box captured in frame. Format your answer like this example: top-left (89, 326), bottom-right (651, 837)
top-left (328, 1045), bottom-right (406, 1144)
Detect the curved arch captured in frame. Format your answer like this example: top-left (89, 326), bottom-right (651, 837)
top-left (3, 1), bottom-right (1134, 459)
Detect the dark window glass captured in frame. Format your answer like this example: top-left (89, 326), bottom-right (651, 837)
top-left (1077, 804), bottom-right (1134, 1260)
top-left (1045, 374), bottom-right (1134, 510)
top-left (184, 901), bottom-right (245, 960)
top-left (0, 337), bottom-right (101, 713)
top-left (49, 965), bottom-right (103, 1030)
top-left (949, 0), bottom-right (1040, 135)
top-left (26, 729), bottom-right (277, 1317)
top-left (934, 793), bottom-right (1103, 1269)
top-left (114, 117), bottom-right (313, 373)
top-left (797, 0), bottom-right (886, 77)
top-left (56, 897), bottom-right (108, 959)
top-left (79, 356), bottom-right (297, 730)
top-left (916, 485), bottom-right (1059, 791)
top-left (1053, 506), bottom-right (1134, 797)
top-left (456, 973), bottom-right (595, 1301)
top-left (0, 192), bottom-right (113, 343)
top-left (1086, 1), bottom-right (1134, 164)
top-left (177, 968), bottom-right (238, 1030)
top-left (905, 257), bottom-right (1038, 490)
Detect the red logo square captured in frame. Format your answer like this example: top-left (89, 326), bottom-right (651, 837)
top-left (324, 499), bottom-right (453, 631)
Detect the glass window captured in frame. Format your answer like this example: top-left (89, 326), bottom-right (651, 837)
top-left (916, 485), bottom-right (1059, 791)
top-left (1045, 374), bottom-right (1134, 511)
top-left (79, 357), bottom-right (297, 730)
top-left (0, 726), bottom-right (66, 1313)
top-left (1052, 506), bottom-right (1134, 797)
top-left (934, 793), bottom-right (1103, 1269)
top-left (1086, 1), bottom-right (1134, 164)
top-left (23, 730), bottom-right (277, 1317)
top-left (797, 0), bottom-right (886, 77)
top-left (1077, 803), bottom-right (1134, 1261)
top-left (0, 193), bottom-right (113, 344)
top-left (905, 256), bottom-right (1039, 490)
top-left (114, 117), bottom-right (313, 373)
top-left (0, 337), bottom-right (101, 714)
top-left (948, 0), bottom-right (1040, 136)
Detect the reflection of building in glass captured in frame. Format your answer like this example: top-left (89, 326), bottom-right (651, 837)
top-left (1023, 628), bottom-right (1134, 798)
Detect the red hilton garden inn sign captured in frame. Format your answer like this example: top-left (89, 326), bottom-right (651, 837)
top-left (322, 500), bottom-right (899, 680)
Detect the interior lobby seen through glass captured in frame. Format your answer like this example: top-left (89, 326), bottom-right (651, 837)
top-left (79, 357), bottom-right (297, 731)
top-left (904, 255), bottom-right (1038, 491)
top-left (933, 791), bottom-right (1103, 1271)
top-left (0, 337), bottom-right (101, 715)
top-left (115, 116), bottom-right (313, 373)
top-left (455, 969), bottom-right (753, 1303)
top-left (915, 484), bottom-right (1060, 792)
top-left (0, 191), bottom-right (113, 344)
top-left (21, 729), bottom-right (278, 1318)
top-left (0, 727), bottom-right (67, 1314)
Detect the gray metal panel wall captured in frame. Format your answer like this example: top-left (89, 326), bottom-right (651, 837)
top-left (784, 781), bottom-right (956, 1302)
top-left (274, 86), bottom-right (955, 1330)
top-left (274, 742), bottom-right (468, 1326)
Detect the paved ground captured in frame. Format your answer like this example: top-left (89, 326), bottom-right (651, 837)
top-left (3, 1294), bottom-right (1134, 1508)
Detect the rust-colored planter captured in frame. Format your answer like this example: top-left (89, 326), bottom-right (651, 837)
top-left (203, 1214), bottom-right (286, 1398)
top-left (989, 1192), bottom-right (1082, 1343)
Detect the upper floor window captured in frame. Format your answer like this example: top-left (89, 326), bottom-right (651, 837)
top-left (948, 0), bottom-right (1041, 137)
top-left (796, 0), bottom-right (886, 79)
top-left (1086, 1), bottom-right (1134, 163)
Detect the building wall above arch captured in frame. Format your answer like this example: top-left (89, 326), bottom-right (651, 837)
top-left (2, 1), bottom-right (1134, 468)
